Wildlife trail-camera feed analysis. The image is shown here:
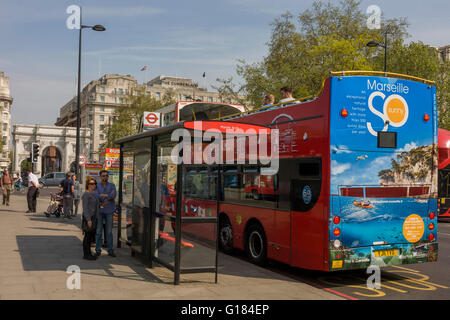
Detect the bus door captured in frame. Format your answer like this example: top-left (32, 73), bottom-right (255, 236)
top-left (284, 157), bottom-right (323, 269)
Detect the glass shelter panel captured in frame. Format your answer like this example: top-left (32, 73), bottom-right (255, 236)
top-left (119, 137), bottom-right (151, 254)
top-left (180, 166), bottom-right (218, 273)
top-left (153, 140), bottom-right (178, 267)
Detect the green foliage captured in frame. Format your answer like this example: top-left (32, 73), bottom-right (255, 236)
top-left (212, 77), bottom-right (251, 110)
top-left (217, 0), bottom-right (448, 128)
top-left (103, 88), bottom-right (176, 147)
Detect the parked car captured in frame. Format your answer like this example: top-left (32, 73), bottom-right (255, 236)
top-left (39, 172), bottom-right (66, 187)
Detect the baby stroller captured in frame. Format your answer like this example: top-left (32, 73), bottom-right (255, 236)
top-left (45, 192), bottom-right (63, 217)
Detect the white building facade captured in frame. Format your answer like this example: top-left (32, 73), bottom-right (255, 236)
top-left (12, 125), bottom-right (90, 177)
top-left (0, 72), bottom-right (13, 169)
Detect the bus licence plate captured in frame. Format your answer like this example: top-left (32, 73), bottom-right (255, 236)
top-left (374, 249), bottom-right (399, 257)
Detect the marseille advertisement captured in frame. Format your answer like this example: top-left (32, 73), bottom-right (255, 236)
top-left (328, 76), bottom-right (438, 270)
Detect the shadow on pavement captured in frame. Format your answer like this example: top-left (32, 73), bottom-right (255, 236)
top-left (16, 235), bottom-right (167, 285)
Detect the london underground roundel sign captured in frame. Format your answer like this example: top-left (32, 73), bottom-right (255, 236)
top-left (143, 112), bottom-right (161, 128)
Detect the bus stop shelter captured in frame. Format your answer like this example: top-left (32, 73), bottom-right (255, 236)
top-left (114, 120), bottom-right (271, 284)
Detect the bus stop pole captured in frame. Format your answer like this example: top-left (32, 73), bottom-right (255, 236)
top-left (174, 163), bottom-right (183, 285)
top-left (215, 165), bottom-right (221, 284)
top-left (117, 146), bottom-right (123, 249)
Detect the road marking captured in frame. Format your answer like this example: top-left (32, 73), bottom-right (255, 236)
top-left (318, 276), bottom-right (385, 298)
top-left (389, 266), bottom-right (449, 289)
top-left (353, 276), bottom-right (407, 293)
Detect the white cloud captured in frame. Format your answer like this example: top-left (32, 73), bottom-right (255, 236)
top-left (331, 160), bottom-right (351, 175)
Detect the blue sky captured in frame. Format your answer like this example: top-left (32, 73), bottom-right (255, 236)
top-left (0, 0), bottom-right (448, 126)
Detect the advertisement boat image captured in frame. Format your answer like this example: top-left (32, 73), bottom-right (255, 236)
top-left (353, 200), bottom-right (373, 209)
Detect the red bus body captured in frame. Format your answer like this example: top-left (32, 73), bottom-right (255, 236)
top-left (438, 128), bottom-right (450, 220)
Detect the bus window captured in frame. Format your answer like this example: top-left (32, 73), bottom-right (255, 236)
top-left (183, 167), bottom-right (216, 200)
top-left (242, 166), bottom-right (277, 207)
top-left (222, 166), bottom-right (240, 201)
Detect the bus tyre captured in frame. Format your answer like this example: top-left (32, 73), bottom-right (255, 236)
top-left (219, 216), bottom-right (234, 254)
top-left (246, 223), bottom-right (267, 266)
top-left (252, 190), bottom-right (259, 200)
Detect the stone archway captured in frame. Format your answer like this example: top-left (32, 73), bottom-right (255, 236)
top-left (41, 146), bottom-right (62, 176)
top-left (70, 161), bottom-right (77, 173)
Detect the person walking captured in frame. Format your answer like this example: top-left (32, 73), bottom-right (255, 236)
top-left (82, 177), bottom-right (99, 260)
top-left (95, 170), bottom-right (117, 257)
top-left (59, 172), bottom-right (74, 219)
top-left (26, 168), bottom-right (40, 213)
top-left (1, 168), bottom-right (13, 206)
top-left (72, 174), bottom-right (81, 217)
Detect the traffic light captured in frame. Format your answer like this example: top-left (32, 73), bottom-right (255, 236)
top-left (31, 143), bottom-right (40, 163)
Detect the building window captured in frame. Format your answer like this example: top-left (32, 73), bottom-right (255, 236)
top-left (2, 136), bottom-right (6, 144)
top-left (100, 96), bottom-right (105, 102)
top-left (100, 125), bottom-right (105, 131)
top-left (226, 98), bottom-right (231, 103)
top-left (89, 115), bottom-right (93, 121)
top-left (3, 113), bottom-right (8, 119)
top-left (2, 123), bottom-right (7, 131)
top-left (199, 96), bottom-right (203, 101)
top-left (99, 86), bottom-right (105, 93)
top-left (218, 97), bottom-right (223, 103)
top-left (156, 92), bottom-right (161, 99)
top-left (100, 106), bottom-right (105, 111)
top-left (118, 88), bottom-right (124, 95)
top-left (119, 98), bottom-right (124, 104)
top-left (89, 124), bottom-right (93, 130)
top-left (146, 91), bottom-right (151, 96)
top-left (208, 97), bottom-right (213, 102)
top-left (100, 115), bottom-right (105, 121)
top-left (100, 134), bottom-right (105, 140)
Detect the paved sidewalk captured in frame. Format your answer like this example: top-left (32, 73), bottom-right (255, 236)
top-left (0, 194), bottom-right (342, 300)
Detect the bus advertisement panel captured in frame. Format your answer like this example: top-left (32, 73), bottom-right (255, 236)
top-left (329, 76), bottom-right (438, 270)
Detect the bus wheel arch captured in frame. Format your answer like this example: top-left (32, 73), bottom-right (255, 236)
top-left (244, 219), bottom-right (267, 265)
top-left (219, 213), bottom-right (234, 254)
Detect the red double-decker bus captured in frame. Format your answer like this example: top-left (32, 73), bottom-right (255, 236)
top-left (208, 71), bottom-right (438, 271)
top-left (117, 71), bottom-right (439, 272)
top-left (438, 128), bottom-right (450, 220)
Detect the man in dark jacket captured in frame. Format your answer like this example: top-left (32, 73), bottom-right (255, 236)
top-left (59, 172), bottom-right (74, 219)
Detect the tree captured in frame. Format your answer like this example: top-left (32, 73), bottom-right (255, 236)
top-left (217, 0), bottom-right (448, 129)
top-left (103, 88), bottom-right (176, 147)
top-left (229, 0), bottom-right (406, 107)
top-left (212, 77), bottom-right (251, 110)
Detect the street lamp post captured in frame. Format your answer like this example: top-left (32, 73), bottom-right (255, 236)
top-left (74, 7), bottom-right (105, 178)
top-left (366, 30), bottom-right (388, 73)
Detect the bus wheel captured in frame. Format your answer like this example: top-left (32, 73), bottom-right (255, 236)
top-left (219, 216), bottom-right (234, 254)
top-left (252, 190), bottom-right (260, 200)
top-left (246, 223), bottom-right (267, 265)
